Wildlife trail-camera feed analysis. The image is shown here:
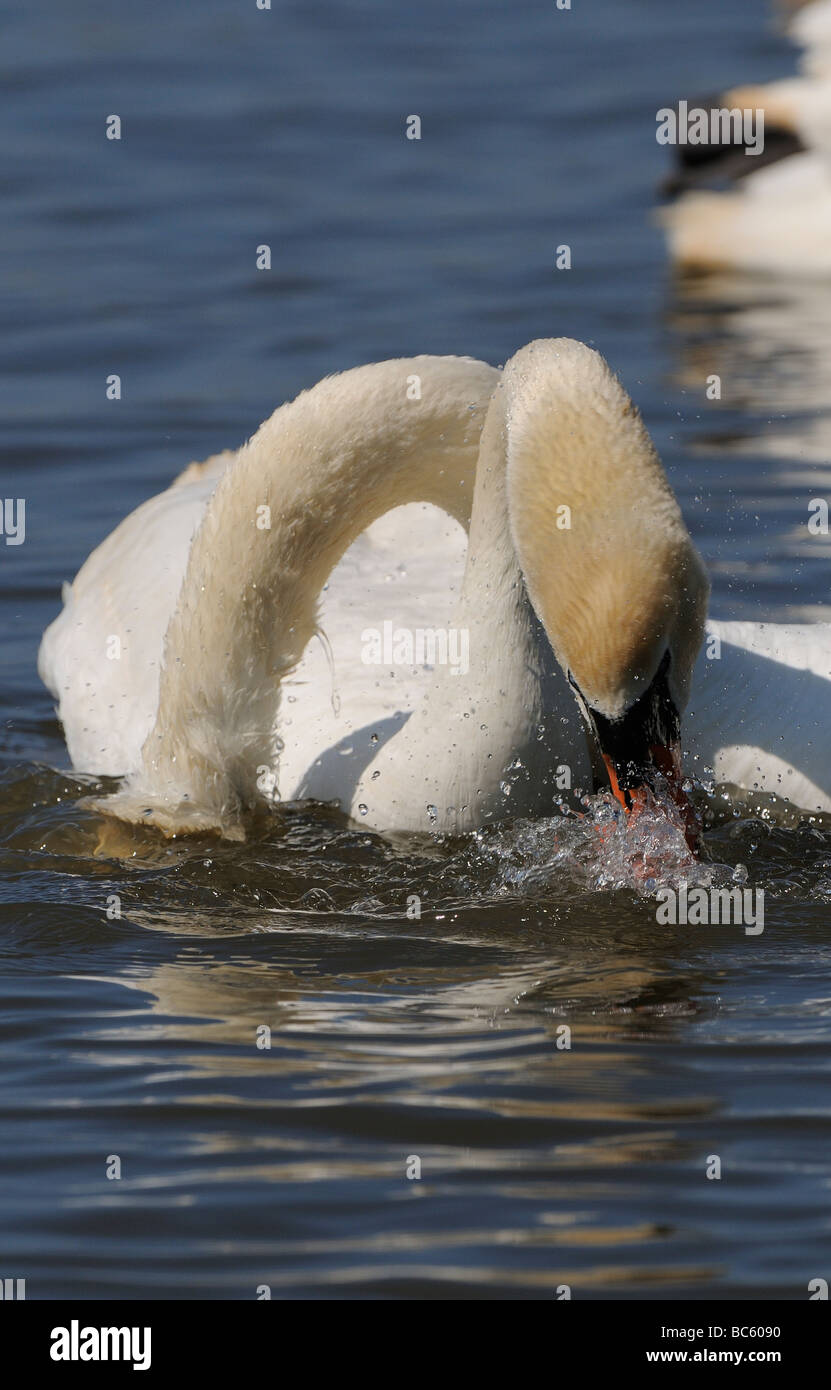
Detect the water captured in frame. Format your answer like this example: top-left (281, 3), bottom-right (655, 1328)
top-left (2, 0), bottom-right (831, 1299)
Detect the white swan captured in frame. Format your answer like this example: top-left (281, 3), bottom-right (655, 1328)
top-left (660, 0), bottom-right (831, 274)
top-left (39, 340), bottom-right (831, 841)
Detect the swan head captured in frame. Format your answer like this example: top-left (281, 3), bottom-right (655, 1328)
top-left (505, 339), bottom-right (710, 847)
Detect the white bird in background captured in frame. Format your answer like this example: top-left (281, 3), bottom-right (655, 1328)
top-left (39, 340), bottom-right (831, 844)
top-left (661, 0), bottom-right (831, 274)
top-left (791, 0), bottom-right (831, 77)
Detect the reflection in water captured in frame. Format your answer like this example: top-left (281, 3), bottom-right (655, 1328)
top-left (64, 896), bottom-right (724, 1293)
top-left (3, 741), bottom-right (831, 1296)
top-left (668, 271), bottom-right (831, 433)
top-left (665, 269), bottom-right (831, 621)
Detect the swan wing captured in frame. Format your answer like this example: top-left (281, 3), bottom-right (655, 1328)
top-left (688, 620), bottom-right (831, 814)
top-left (37, 452), bottom-right (232, 774)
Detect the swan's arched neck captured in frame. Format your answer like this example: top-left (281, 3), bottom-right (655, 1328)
top-left (104, 356), bottom-right (499, 835)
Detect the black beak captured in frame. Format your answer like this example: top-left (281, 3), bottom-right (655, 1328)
top-left (571, 651), bottom-right (700, 853)
top-left (659, 92), bottom-right (805, 199)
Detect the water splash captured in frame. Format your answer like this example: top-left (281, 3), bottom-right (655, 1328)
top-left (473, 788), bottom-right (717, 901)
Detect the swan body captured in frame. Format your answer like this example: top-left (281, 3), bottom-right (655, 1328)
top-left (39, 341), bottom-right (831, 838)
top-left (661, 149), bottom-right (831, 275)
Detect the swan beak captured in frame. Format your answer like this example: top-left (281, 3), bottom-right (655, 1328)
top-left (578, 653), bottom-right (701, 854)
top-left (600, 742), bottom-right (700, 855)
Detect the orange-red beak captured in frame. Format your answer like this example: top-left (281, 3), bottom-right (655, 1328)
top-left (572, 650), bottom-right (701, 856)
top-left (602, 742), bottom-right (700, 854)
